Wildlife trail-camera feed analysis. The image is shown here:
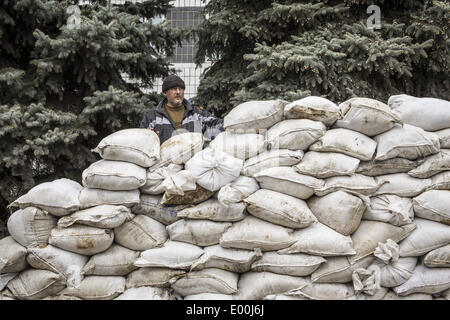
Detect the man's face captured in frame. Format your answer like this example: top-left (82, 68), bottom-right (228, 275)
top-left (164, 86), bottom-right (184, 108)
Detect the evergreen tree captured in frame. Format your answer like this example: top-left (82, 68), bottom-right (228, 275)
top-left (193, 0), bottom-right (449, 117)
top-left (0, 0), bottom-right (181, 228)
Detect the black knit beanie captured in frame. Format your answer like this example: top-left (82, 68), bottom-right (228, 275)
top-left (162, 75), bottom-right (185, 92)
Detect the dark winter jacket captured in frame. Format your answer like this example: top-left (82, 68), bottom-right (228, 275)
top-left (140, 98), bottom-right (224, 145)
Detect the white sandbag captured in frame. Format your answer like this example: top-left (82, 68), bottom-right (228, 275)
top-left (335, 97), bottom-right (402, 136)
top-left (242, 149), bottom-right (304, 177)
top-left (363, 194), bottom-right (414, 226)
top-left (286, 279), bottom-right (354, 300)
top-left (114, 286), bottom-right (176, 300)
top-left (7, 269), bottom-right (66, 300)
top-left (57, 205), bottom-right (134, 229)
top-left (428, 171), bottom-right (450, 190)
top-left (49, 225), bottom-right (114, 256)
top-left (0, 236), bottom-right (27, 274)
top-left (59, 275), bottom-right (125, 300)
top-left (374, 173), bottom-right (431, 197)
top-left (413, 190), bottom-right (450, 224)
top-left (82, 159), bottom-right (146, 191)
top-left (388, 94), bottom-right (450, 131)
top-left (423, 244), bottom-right (450, 268)
top-left (374, 124), bottom-right (440, 161)
top-left (0, 273), bottom-right (18, 292)
top-left (294, 151), bottom-right (360, 178)
top-left (311, 256), bottom-right (374, 283)
top-left (159, 132), bottom-right (204, 165)
top-left (185, 148), bottom-right (243, 192)
top-left (310, 128), bottom-right (377, 161)
top-left (125, 267), bottom-right (186, 289)
top-left (233, 271), bottom-right (307, 300)
top-left (78, 188), bottom-right (140, 209)
top-left (393, 264), bottom-right (450, 296)
top-left (217, 176), bottom-right (259, 206)
top-left (251, 252), bottom-right (326, 276)
top-left (190, 245), bottom-right (262, 273)
top-left (7, 207), bottom-right (57, 248)
top-left (224, 100), bottom-right (286, 132)
top-left (166, 219), bottom-right (232, 246)
top-left (349, 220), bottom-right (416, 264)
top-left (266, 119), bottom-right (326, 150)
top-left (254, 166), bottom-right (324, 200)
top-left (134, 241), bottom-right (204, 270)
top-left (356, 158), bottom-right (419, 176)
top-left (131, 194), bottom-right (183, 225)
top-left (160, 170), bottom-right (197, 196)
top-left (92, 128), bottom-right (160, 168)
top-left (307, 191), bottom-right (366, 236)
top-left (10, 178), bottom-right (82, 216)
top-left (209, 131), bottom-right (267, 160)
top-left (351, 266), bottom-right (381, 296)
top-left (244, 189), bottom-right (317, 229)
top-left (219, 215), bottom-right (295, 251)
top-left (81, 244), bottom-right (139, 276)
top-left (314, 174), bottom-right (381, 197)
top-left (184, 293), bottom-right (234, 300)
top-left (277, 222), bottom-right (356, 256)
top-left (436, 128), bottom-right (450, 148)
top-left (161, 184), bottom-right (215, 205)
top-left (264, 294), bottom-right (307, 300)
top-left (383, 291), bottom-right (433, 300)
top-left (113, 215), bottom-right (167, 251)
top-left (399, 218), bottom-right (450, 257)
top-left (140, 164), bottom-right (183, 195)
top-left (409, 149), bottom-right (450, 178)
top-left (177, 198), bottom-right (246, 222)
top-left (284, 96), bottom-right (341, 126)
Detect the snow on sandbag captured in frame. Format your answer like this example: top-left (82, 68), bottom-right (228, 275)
top-left (159, 170), bottom-right (197, 196)
top-left (7, 207), bottom-right (57, 248)
top-left (373, 173), bottom-right (431, 197)
top-left (392, 263), bottom-right (450, 296)
top-left (233, 271), bottom-right (307, 300)
top-left (92, 128), bottom-right (160, 168)
top-left (159, 132), bottom-right (204, 166)
top-left (161, 184), bottom-right (215, 205)
top-left (309, 128), bottom-right (377, 161)
top-left (140, 164), bottom-right (183, 195)
top-left (126, 267), bottom-right (186, 289)
top-left (176, 198), bottom-right (246, 222)
top-left (166, 219), bottom-right (232, 246)
top-left (82, 159), bottom-right (146, 191)
top-left (10, 178), bottom-right (82, 216)
top-left (49, 225), bottom-right (114, 256)
top-left (362, 194), bottom-right (414, 226)
top-left (314, 174), bottom-right (381, 197)
top-left (219, 215), bottom-right (295, 252)
top-left (388, 94), bottom-right (450, 132)
top-left (78, 188), bottom-right (140, 209)
top-left (399, 218), bottom-right (450, 257)
top-left (307, 191), bottom-right (366, 236)
top-left (311, 256), bottom-right (374, 284)
top-left (209, 131), bottom-right (267, 160)
top-left (133, 241), bottom-right (204, 270)
top-left (436, 128), bottom-right (450, 148)
top-left (242, 149), bottom-right (303, 177)
top-left (217, 176), bottom-right (259, 206)
top-left (172, 268), bottom-right (239, 296)
top-left (283, 96), bottom-right (341, 126)
top-left (114, 286), bottom-right (177, 300)
top-left (335, 97), bottom-right (402, 136)
top-left (277, 222), bottom-right (356, 256)
top-left (423, 244), bottom-right (450, 268)
top-left (374, 124), bottom-right (440, 161)
top-left (408, 149), bottom-right (450, 178)
top-left (132, 194), bottom-right (184, 225)
top-left (113, 215), bottom-right (167, 251)
top-left (185, 148), bottom-right (243, 192)
top-left (294, 151), bottom-right (360, 178)
top-left (254, 166), bottom-right (324, 200)
top-left (266, 119), bottom-right (326, 150)
top-left (244, 189), bottom-right (317, 229)
top-left (57, 205), bottom-right (134, 229)
top-left (6, 269), bottom-right (66, 300)
top-left (0, 236), bottom-right (27, 274)
top-left (356, 158), bottom-right (419, 176)
top-left (413, 190), bottom-right (450, 225)
top-left (250, 252), bottom-right (326, 277)
top-left (81, 244), bottom-right (139, 276)
top-left (59, 275), bottom-right (125, 300)
top-left (286, 279), bottom-right (354, 300)
top-left (224, 100), bottom-right (286, 133)
top-left (190, 245), bottom-right (262, 273)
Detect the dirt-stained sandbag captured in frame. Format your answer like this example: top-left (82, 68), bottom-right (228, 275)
top-left (284, 96), bottom-right (341, 126)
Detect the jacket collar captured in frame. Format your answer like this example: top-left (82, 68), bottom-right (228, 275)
top-left (155, 98), bottom-right (193, 116)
